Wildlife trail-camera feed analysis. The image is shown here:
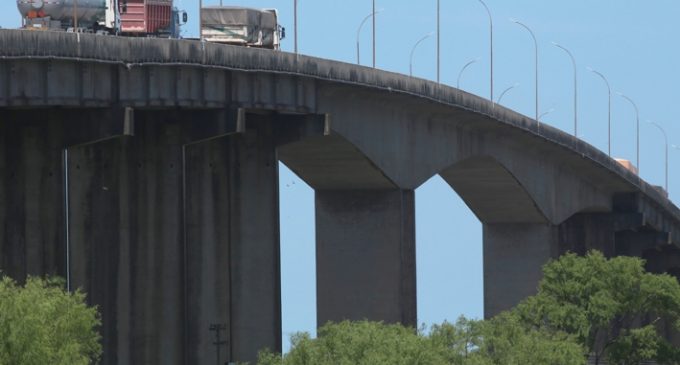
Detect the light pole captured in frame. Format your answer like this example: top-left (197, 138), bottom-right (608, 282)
top-left (511, 19), bottom-right (538, 122)
top-left (294, 0), bottom-right (298, 54)
top-left (588, 67), bottom-right (611, 157)
top-left (617, 92), bottom-right (640, 172)
top-left (409, 32), bottom-right (434, 77)
top-left (647, 120), bottom-right (668, 194)
top-left (457, 59), bottom-right (478, 89)
top-left (372, 0), bottom-right (376, 68)
top-left (73, 0), bottom-right (78, 29)
top-left (198, 0), bottom-right (202, 40)
top-left (476, 0), bottom-right (493, 102)
top-left (552, 42), bottom-right (577, 136)
top-left (538, 108), bottom-right (555, 122)
top-left (357, 9), bottom-right (382, 65)
top-left (497, 83), bottom-right (519, 105)
top-left (437, 0), bottom-right (440, 83)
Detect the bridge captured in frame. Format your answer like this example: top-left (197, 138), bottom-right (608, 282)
top-left (1, 30), bottom-right (679, 364)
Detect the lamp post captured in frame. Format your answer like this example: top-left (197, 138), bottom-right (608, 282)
top-left (552, 42), bottom-right (577, 136)
top-left (457, 59), bottom-right (478, 89)
top-left (538, 108), bottom-right (555, 122)
top-left (409, 32), bottom-right (434, 77)
top-left (617, 92), bottom-right (640, 172)
top-left (357, 9), bottom-right (382, 65)
top-left (294, 0), bottom-right (298, 54)
top-left (372, 0), bottom-right (376, 68)
top-left (497, 83), bottom-right (519, 105)
top-left (647, 120), bottom-right (668, 194)
top-left (73, 0), bottom-right (78, 29)
top-left (198, 0), bottom-right (202, 40)
top-left (437, 0), bottom-right (440, 83)
top-left (588, 67), bottom-right (611, 157)
top-left (476, 0), bottom-right (493, 102)
top-left (511, 19), bottom-right (538, 122)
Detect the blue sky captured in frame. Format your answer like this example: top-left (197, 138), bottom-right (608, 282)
top-left (5, 0), bottom-right (680, 351)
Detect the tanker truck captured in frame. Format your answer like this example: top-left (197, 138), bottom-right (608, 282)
top-left (16, 0), bottom-right (187, 37)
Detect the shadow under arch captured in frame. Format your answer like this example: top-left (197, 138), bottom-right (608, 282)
top-left (438, 155), bottom-right (548, 224)
top-left (277, 128), bottom-right (417, 329)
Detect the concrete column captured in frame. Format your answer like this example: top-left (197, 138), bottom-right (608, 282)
top-left (315, 189), bottom-right (416, 327)
top-left (483, 223), bottom-right (558, 317)
top-left (68, 138), bottom-right (130, 365)
top-left (226, 120), bottom-right (281, 363)
top-left (184, 139), bottom-right (232, 365)
top-left (0, 112), bottom-right (66, 281)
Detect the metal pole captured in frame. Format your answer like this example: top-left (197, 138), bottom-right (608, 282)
top-left (199, 0), bottom-right (203, 40)
top-left (538, 108), bottom-right (556, 122)
top-left (294, 0), bottom-right (298, 54)
top-left (409, 33), bottom-right (433, 77)
top-left (372, 0), bottom-right (376, 68)
top-left (497, 83), bottom-right (519, 105)
top-left (618, 92), bottom-right (640, 172)
top-left (477, 0), bottom-right (493, 102)
top-left (457, 59), bottom-right (478, 89)
top-left (357, 10), bottom-right (380, 65)
top-left (74, 0), bottom-right (78, 29)
top-left (512, 20), bottom-right (538, 122)
top-left (437, 0), bottom-right (440, 83)
top-left (647, 121), bottom-right (668, 194)
top-left (589, 68), bottom-right (611, 157)
top-left (553, 42), bottom-right (577, 137)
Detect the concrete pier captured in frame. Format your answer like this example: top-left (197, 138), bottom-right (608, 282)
top-left (315, 189), bottom-right (417, 327)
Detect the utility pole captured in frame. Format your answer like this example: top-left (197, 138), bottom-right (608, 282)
top-left (209, 323), bottom-right (227, 365)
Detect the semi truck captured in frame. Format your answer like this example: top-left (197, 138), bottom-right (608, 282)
top-left (17, 0), bottom-right (187, 37)
top-left (201, 6), bottom-right (284, 50)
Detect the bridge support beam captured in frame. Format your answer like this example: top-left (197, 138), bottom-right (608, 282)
top-left (484, 210), bottom-right (674, 318)
top-left (483, 223), bottom-right (558, 317)
top-left (315, 189), bottom-right (417, 327)
top-left (0, 109), bottom-right (133, 282)
top-left (66, 109), bottom-right (279, 365)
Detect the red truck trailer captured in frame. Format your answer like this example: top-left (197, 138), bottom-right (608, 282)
top-left (119, 0), bottom-right (173, 35)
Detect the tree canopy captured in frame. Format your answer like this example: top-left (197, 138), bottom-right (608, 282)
top-left (0, 276), bottom-right (102, 365)
top-left (257, 317), bottom-right (584, 365)
top-left (514, 251), bottom-right (680, 365)
top-left (258, 251), bottom-right (680, 365)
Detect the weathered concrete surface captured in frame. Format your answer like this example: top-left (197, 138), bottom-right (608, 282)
top-left (66, 110), bottom-right (281, 364)
top-left (483, 224), bottom-right (558, 317)
top-left (2, 29), bottom-right (680, 363)
top-left (315, 189), bottom-right (416, 327)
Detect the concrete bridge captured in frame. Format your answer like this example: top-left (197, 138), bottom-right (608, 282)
top-left (1, 30), bottom-right (679, 364)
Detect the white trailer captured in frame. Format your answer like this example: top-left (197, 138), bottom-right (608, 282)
top-left (200, 6), bottom-right (284, 50)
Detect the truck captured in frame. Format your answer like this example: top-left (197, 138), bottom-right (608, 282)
top-left (200, 6), bottom-right (284, 50)
top-left (16, 0), bottom-right (187, 37)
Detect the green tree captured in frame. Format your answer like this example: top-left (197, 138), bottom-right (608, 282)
top-left (0, 276), bottom-right (102, 365)
top-left (513, 251), bottom-right (680, 365)
top-left (258, 320), bottom-right (445, 365)
top-left (430, 315), bottom-right (584, 365)
top-left (258, 318), bottom-right (584, 365)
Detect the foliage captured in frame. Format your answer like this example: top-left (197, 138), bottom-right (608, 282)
top-left (258, 317), bottom-right (584, 365)
top-left (513, 251), bottom-right (680, 365)
top-left (258, 320), bottom-right (444, 365)
top-left (0, 276), bottom-right (102, 365)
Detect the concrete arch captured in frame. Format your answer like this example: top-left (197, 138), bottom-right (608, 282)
top-left (439, 155), bottom-right (547, 224)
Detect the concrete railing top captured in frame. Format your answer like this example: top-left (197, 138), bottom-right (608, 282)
top-left (0, 29), bottom-right (678, 226)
